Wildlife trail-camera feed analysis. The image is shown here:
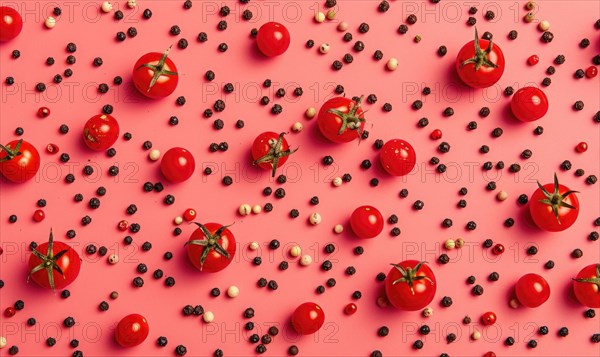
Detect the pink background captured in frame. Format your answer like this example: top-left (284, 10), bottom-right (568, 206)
top-left (1, 1), bottom-right (599, 356)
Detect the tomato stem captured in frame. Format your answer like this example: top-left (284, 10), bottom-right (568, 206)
top-left (459, 27), bottom-right (499, 71)
top-left (185, 223), bottom-right (233, 271)
top-left (390, 261), bottom-right (434, 295)
top-left (137, 46), bottom-right (178, 93)
top-left (327, 95), bottom-right (366, 140)
top-left (253, 132), bottom-right (298, 177)
top-left (28, 229), bottom-right (69, 291)
top-left (0, 139), bottom-right (23, 162)
top-left (536, 173), bottom-right (579, 224)
top-left (573, 264), bottom-right (600, 291)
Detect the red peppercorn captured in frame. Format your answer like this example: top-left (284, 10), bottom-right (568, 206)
top-left (4, 307), bottom-right (16, 317)
top-left (527, 55), bottom-right (539, 66)
top-left (585, 66), bottom-right (598, 78)
top-left (183, 208), bottom-right (197, 221)
top-left (118, 220), bottom-right (129, 231)
top-left (576, 142), bottom-right (588, 153)
top-left (344, 303), bottom-right (357, 315)
top-left (492, 244), bottom-right (504, 255)
top-left (483, 352), bottom-right (496, 357)
top-left (33, 209), bottom-right (45, 222)
top-left (37, 107), bottom-right (51, 118)
top-left (46, 143), bottom-right (59, 154)
top-left (430, 129), bottom-right (443, 140)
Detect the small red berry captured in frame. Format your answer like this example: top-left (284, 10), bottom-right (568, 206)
top-left (492, 244), bottom-right (505, 255)
top-left (0, 246), bottom-right (3, 255)
top-left (33, 210), bottom-right (45, 222)
top-left (575, 142), bottom-right (588, 153)
top-left (527, 55), bottom-right (539, 66)
top-left (4, 307), bottom-right (16, 317)
top-left (481, 311), bottom-right (497, 325)
top-left (344, 303), bottom-right (357, 315)
top-left (118, 220), bottom-right (129, 231)
top-left (483, 352), bottom-right (496, 357)
top-left (585, 66), bottom-right (598, 78)
top-left (430, 129), bottom-right (443, 140)
top-left (37, 107), bottom-right (50, 118)
top-left (183, 208), bottom-right (197, 221)
top-left (46, 143), bottom-right (59, 154)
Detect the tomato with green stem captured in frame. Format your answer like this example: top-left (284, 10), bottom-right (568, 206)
top-left (529, 174), bottom-right (579, 232)
top-left (83, 114), bottom-right (120, 151)
top-left (317, 96), bottom-right (366, 143)
top-left (115, 314), bottom-right (149, 347)
top-left (0, 7), bottom-right (23, 42)
top-left (186, 222), bottom-right (236, 273)
top-left (28, 229), bottom-right (81, 290)
top-left (572, 264), bottom-right (600, 308)
top-left (291, 302), bottom-right (325, 335)
top-left (511, 87), bottom-right (549, 122)
top-left (385, 260), bottom-right (436, 311)
top-left (515, 273), bottom-right (550, 308)
top-left (252, 132), bottom-right (297, 177)
top-left (0, 139), bottom-right (40, 183)
top-left (132, 47), bottom-right (178, 99)
top-left (456, 27), bottom-right (505, 88)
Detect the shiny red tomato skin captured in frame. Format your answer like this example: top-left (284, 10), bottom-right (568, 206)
top-left (0, 140), bottom-right (40, 183)
top-left (251, 132), bottom-right (291, 171)
top-left (291, 302), bottom-right (325, 335)
top-left (0, 7), bottom-right (23, 42)
top-left (350, 205), bottom-right (384, 239)
top-left (511, 87), bottom-right (549, 122)
top-left (529, 183), bottom-right (578, 232)
top-left (317, 97), bottom-right (365, 143)
top-left (256, 22), bottom-right (290, 57)
top-left (186, 223), bottom-right (236, 273)
top-left (160, 147), bottom-right (195, 183)
top-left (344, 303), bottom-right (357, 315)
top-left (380, 139), bottom-right (417, 176)
top-left (83, 114), bottom-right (120, 151)
top-left (115, 314), bottom-right (149, 347)
top-left (456, 39), bottom-right (505, 88)
top-left (573, 264), bottom-right (600, 308)
top-left (28, 241), bottom-right (81, 290)
top-left (481, 311), bottom-right (497, 325)
top-left (133, 52), bottom-right (178, 99)
top-left (515, 273), bottom-right (550, 308)
top-left (385, 260), bottom-right (436, 311)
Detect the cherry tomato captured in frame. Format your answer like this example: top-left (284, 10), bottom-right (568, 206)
top-left (160, 147), bottom-right (195, 183)
top-left (585, 66), bottom-right (598, 78)
top-left (379, 139), bottom-right (417, 176)
top-left (133, 47), bottom-right (179, 99)
top-left (28, 230), bottom-right (81, 290)
top-left (183, 209), bottom-right (197, 221)
top-left (385, 260), bottom-right (436, 311)
top-left (186, 222), bottom-right (236, 273)
top-left (33, 210), bottom-right (45, 222)
top-left (0, 7), bottom-right (23, 42)
top-left (529, 174), bottom-right (579, 232)
top-left (481, 311), bottom-right (497, 325)
top-left (291, 302), bottom-right (325, 335)
top-left (527, 55), bottom-right (539, 66)
top-left (483, 352), bottom-right (496, 357)
top-left (511, 87), bottom-right (549, 122)
top-left (256, 22), bottom-right (290, 57)
top-left (118, 220), bottom-right (129, 231)
top-left (343, 303), bottom-right (357, 315)
top-left (572, 264), bottom-right (600, 308)
top-left (4, 307), bottom-right (15, 317)
top-left (492, 244), bottom-right (505, 255)
top-left (430, 129), bottom-right (442, 140)
top-left (317, 96), bottom-right (366, 143)
top-left (0, 139), bottom-right (40, 183)
top-left (515, 273), bottom-right (550, 308)
top-left (350, 205), bottom-right (384, 239)
top-left (115, 314), bottom-right (149, 347)
top-left (576, 142), bottom-right (588, 153)
top-left (251, 132), bottom-right (297, 177)
top-left (83, 114), bottom-right (120, 151)
top-left (456, 28), bottom-right (505, 88)
top-left (37, 107), bottom-right (50, 118)
top-left (46, 144), bottom-right (59, 154)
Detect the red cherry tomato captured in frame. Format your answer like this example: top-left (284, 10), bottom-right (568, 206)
top-left (456, 29), bottom-right (505, 88)
top-left (529, 174), bottom-right (579, 232)
top-left (256, 22), bottom-right (291, 57)
top-left (28, 230), bottom-right (81, 290)
top-left (37, 107), bottom-right (51, 118)
top-left (515, 273), bottom-right (550, 308)
top-left (291, 302), bottom-right (325, 335)
top-left (33, 210), bottom-right (45, 222)
top-left (385, 260), bottom-right (437, 311)
top-left (160, 147), bottom-right (195, 183)
top-left (343, 303), bottom-right (357, 315)
top-left (379, 139), bottom-right (416, 176)
top-left (511, 87), bottom-right (549, 122)
top-left (0, 139), bottom-right (40, 183)
top-left (576, 142), bottom-right (588, 153)
top-left (527, 55), bottom-right (539, 66)
top-left (572, 264), bottom-right (600, 308)
top-left (317, 96), bottom-right (366, 143)
top-left (115, 314), bottom-right (149, 347)
top-left (183, 209), bottom-right (197, 221)
top-left (430, 129), bottom-right (442, 140)
top-left (83, 114), bottom-right (120, 151)
top-left (483, 352), bottom-right (496, 357)
top-left (492, 244), bottom-right (505, 255)
top-left (251, 132), bottom-right (297, 177)
top-left (481, 311), bottom-right (497, 325)
top-left (4, 307), bottom-right (16, 317)
top-left (0, 7), bottom-right (23, 42)
top-left (585, 66), bottom-right (598, 78)
top-left (132, 48), bottom-right (178, 99)
top-left (350, 205), bottom-right (384, 239)
top-left (118, 220), bottom-right (129, 231)
top-left (186, 223), bottom-right (236, 273)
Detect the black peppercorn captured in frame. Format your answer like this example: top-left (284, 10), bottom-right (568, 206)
top-left (571, 248), bottom-right (583, 258)
top-left (545, 260), bottom-right (555, 269)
